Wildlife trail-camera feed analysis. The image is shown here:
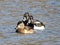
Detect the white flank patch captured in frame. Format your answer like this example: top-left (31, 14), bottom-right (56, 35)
top-left (34, 22), bottom-right (40, 23)
top-left (34, 25), bottom-right (45, 31)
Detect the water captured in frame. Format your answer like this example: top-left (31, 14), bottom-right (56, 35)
top-left (0, 0), bottom-right (60, 45)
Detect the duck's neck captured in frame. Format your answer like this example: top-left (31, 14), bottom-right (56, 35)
top-left (28, 18), bottom-right (33, 23)
top-left (23, 17), bottom-right (29, 21)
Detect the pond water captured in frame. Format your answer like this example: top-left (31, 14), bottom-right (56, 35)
top-left (0, 0), bottom-right (60, 45)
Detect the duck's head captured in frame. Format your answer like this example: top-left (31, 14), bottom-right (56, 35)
top-left (26, 15), bottom-right (33, 25)
top-left (23, 12), bottom-right (30, 21)
top-left (27, 15), bottom-right (34, 24)
top-left (29, 15), bottom-right (33, 20)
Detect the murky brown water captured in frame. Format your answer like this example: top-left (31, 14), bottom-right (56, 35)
top-left (0, 0), bottom-right (60, 45)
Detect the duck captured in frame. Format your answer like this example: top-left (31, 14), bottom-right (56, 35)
top-left (23, 14), bottom-right (45, 30)
top-left (29, 15), bottom-right (45, 30)
top-left (15, 20), bottom-right (34, 34)
top-left (23, 12), bottom-right (30, 21)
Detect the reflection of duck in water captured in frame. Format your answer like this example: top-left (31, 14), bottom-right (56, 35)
top-left (23, 13), bottom-right (45, 30)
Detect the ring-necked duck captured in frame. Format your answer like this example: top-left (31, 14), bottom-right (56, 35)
top-left (15, 20), bottom-right (34, 33)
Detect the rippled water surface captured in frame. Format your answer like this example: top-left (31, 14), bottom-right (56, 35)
top-left (0, 0), bottom-right (60, 45)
